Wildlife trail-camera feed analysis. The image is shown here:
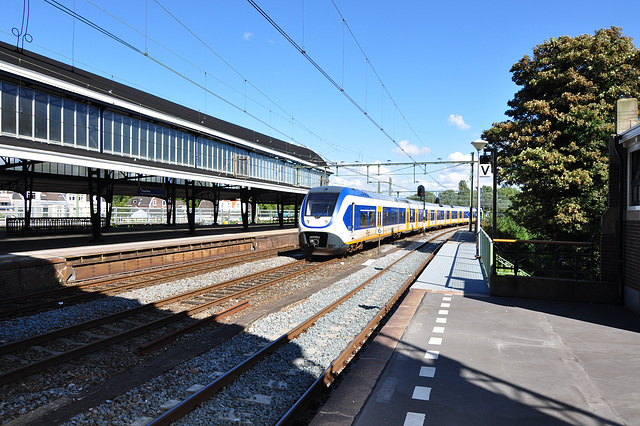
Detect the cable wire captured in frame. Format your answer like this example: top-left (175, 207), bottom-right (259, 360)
top-left (247, 0), bottom-right (418, 162)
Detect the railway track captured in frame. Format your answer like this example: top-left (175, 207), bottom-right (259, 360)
top-left (0, 256), bottom-right (335, 387)
top-left (0, 246), bottom-right (298, 318)
top-left (138, 230), bottom-right (454, 425)
top-left (0, 228), bottom-right (462, 425)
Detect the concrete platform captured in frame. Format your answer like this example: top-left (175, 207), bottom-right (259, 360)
top-left (0, 224), bottom-right (298, 295)
top-left (311, 230), bottom-right (640, 426)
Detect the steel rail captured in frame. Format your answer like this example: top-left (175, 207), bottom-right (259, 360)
top-left (277, 231), bottom-right (453, 425)
top-left (0, 247), bottom-right (295, 318)
top-left (0, 258), bottom-right (334, 386)
top-left (0, 258), bottom-right (308, 356)
top-left (139, 301), bottom-right (250, 355)
top-left (146, 229), bottom-right (455, 426)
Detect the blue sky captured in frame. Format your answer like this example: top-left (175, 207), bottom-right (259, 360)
top-left (2, 0), bottom-right (639, 194)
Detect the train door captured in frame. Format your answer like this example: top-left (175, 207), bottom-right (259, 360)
top-left (376, 205), bottom-right (382, 231)
top-left (406, 208), bottom-right (410, 230)
top-left (351, 202), bottom-right (356, 234)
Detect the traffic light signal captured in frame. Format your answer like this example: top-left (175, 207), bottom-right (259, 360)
top-left (417, 185), bottom-right (425, 200)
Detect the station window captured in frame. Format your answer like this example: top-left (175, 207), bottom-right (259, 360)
top-left (631, 147), bottom-right (640, 207)
top-left (1, 82), bottom-right (18, 134)
top-left (19, 87), bottom-right (33, 137)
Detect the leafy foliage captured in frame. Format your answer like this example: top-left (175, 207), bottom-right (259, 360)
top-left (483, 27), bottom-right (640, 240)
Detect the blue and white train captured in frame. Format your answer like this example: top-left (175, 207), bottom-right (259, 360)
top-left (298, 186), bottom-right (473, 256)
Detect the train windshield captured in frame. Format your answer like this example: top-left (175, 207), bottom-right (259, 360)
top-left (305, 192), bottom-right (340, 217)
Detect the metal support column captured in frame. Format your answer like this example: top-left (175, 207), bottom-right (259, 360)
top-left (185, 180), bottom-right (196, 234)
top-left (251, 195), bottom-right (257, 225)
top-left (88, 168), bottom-right (102, 242)
top-left (165, 178), bottom-right (176, 226)
top-left (277, 195), bottom-right (284, 228)
top-left (103, 171), bottom-right (114, 230)
top-left (240, 188), bottom-right (250, 230)
top-left (469, 152), bottom-right (474, 232)
top-left (210, 184), bottom-right (220, 225)
top-left (21, 160), bottom-right (34, 231)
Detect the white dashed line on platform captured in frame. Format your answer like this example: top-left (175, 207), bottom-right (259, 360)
top-left (403, 412), bottom-right (426, 426)
top-left (412, 386), bottom-right (432, 401)
top-left (419, 366), bottom-right (436, 377)
top-left (428, 337), bottom-right (442, 345)
top-left (424, 350), bottom-right (440, 360)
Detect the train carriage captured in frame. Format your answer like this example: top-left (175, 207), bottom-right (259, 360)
top-left (299, 186), bottom-right (472, 256)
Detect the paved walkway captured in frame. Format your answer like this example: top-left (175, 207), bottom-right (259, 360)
top-left (311, 230), bottom-right (640, 426)
top-left (412, 231), bottom-right (488, 295)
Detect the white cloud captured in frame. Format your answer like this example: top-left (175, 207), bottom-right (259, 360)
top-left (392, 140), bottom-right (431, 157)
top-left (448, 152), bottom-right (472, 162)
top-left (243, 32), bottom-right (254, 42)
top-left (447, 114), bottom-right (470, 130)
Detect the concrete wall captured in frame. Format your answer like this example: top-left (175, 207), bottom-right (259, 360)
top-left (490, 275), bottom-right (620, 304)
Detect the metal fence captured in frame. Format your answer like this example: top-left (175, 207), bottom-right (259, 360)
top-left (492, 238), bottom-right (599, 281)
top-left (2, 207), bottom-right (296, 235)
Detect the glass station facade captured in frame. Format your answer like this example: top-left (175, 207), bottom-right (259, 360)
top-left (0, 80), bottom-right (324, 188)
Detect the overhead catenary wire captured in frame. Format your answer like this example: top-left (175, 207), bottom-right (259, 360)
top-left (50, 0), bottom-right (355, 160)
top-left (329, 0), bottom-right (435, 160)
top-left (91, 0), bottom-right (361, 160)
top-left (247, 0), bottom-right (418, 163)
top-left (37, 1), bottom-right (455, 193)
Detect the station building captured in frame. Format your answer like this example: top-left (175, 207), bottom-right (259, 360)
top-left (0, 40), bottom-right (329, 237)
top-left (602, 98), bottom-right (640, 315)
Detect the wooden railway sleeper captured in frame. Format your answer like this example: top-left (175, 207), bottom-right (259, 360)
top-left (0, 258), bottom-right (336, 386)
top-left (147, 231), bottom-right (454, 426)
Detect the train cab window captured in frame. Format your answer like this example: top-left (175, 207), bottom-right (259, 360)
top-left (305, 192), bottom-right (339, 217)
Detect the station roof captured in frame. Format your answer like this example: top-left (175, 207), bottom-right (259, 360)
top-left (0, 40), bottom-right (327, 167)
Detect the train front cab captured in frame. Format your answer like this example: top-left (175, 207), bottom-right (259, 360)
top-left (299, 187), bottom-right (349, 256)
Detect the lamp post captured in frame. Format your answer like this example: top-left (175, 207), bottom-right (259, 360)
top-left (471, 139), bottom-right (488, 258)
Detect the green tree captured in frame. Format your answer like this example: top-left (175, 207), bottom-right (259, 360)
top-left (438, 189), bottom-right (457, 205)
top-left (483, 27), bottom-right (640, 240)
top-left (112, 196), bottom-right (131, 207)
top-left (457, 180), bottom-right (470, 206)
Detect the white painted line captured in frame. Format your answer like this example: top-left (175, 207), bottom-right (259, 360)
top-left (412, 386), bottom-right (432, 401)
top-left (445, 293), bottom-right (453, 296)
top-left (433, 326), bottom-right (445, 333)
top-left (419, 366), bottom-right (436, 378)
top-left (441, 303), bottom-right (450, 308)
top-left (443, 296), bottom-right (452, 301)
top-left (424, 350), bottom-right (440, 360)
top-left (428, 337), bottom-right (442, 345)
top-left (362, 259), bottom-right (376, 266)
top-left (404, 412), bottom-right (426, 426)
top-left (438, 309), bottom-right (449, 315)
top-left (436, 317), bottom-right (447, 323)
